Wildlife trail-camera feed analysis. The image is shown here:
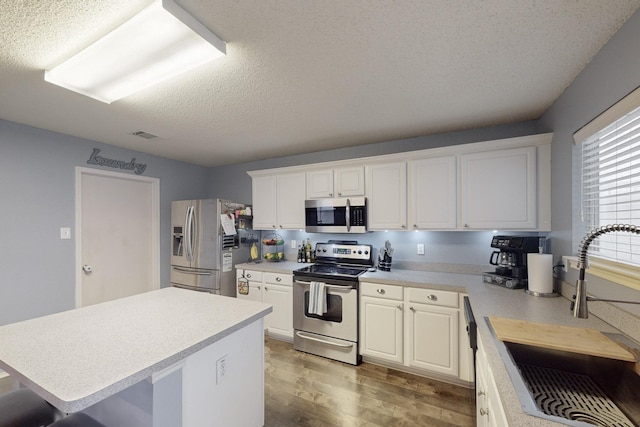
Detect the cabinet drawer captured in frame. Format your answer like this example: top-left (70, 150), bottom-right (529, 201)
top-left (406, 288), bottom-right (458, 308)
top-left (360, 282), bottom-right (403, 301)
top-left (264, 272), bottom-right (292, 286)
top-left (243, 270), bottom-right (263, 282)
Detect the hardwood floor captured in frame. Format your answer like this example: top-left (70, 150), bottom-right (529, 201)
top-left (264, 337), bottom-right (475, 427)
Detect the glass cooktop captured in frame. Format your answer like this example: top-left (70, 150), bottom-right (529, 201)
top-left (295, 263), bottom-right (368, 279)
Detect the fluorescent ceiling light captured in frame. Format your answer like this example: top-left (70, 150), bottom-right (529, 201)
top-left (44, 0), bottom-right (226, 104)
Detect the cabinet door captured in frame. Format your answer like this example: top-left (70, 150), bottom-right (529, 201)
top-left (252, 175), bottom-right (278, 230)
top-left (306, 170), bottom-right (334, 199)
top-left (263, 283), bottom-right (293, 338)
top-left (335, 166), bottom-right (365, 197)
top-left (460, 146), bottom-right (537, 229)
top-left (409, 156), bottom-right (456, 230)
top-left (476, 335), bottom-right (508, 426)
top-left (366, 162), bottom-right (407, 230)
top-left (276, 173), bottom-right (306, 229)
top-left (360, 296), bottom-right (403, 363)
top-left (405, 302), bottom-right (459, 376)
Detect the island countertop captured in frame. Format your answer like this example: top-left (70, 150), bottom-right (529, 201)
top-left (0, 287), bottom-right (272, 413)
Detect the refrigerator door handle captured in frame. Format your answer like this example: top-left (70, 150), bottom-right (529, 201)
top-left (172, 266), bottom-right (213, 276)
top-left (185, 205), bottom-right (195, 263)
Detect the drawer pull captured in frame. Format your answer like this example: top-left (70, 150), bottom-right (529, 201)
top-left (276, 277), bottom-right (282, 282)
top-left (376, 289), bottom-right (386, 294)
top-left (480, 408), bottom-right (489, 416)
top-left (397, 305), bottom-right (402, 310)
top-left (427, 294), bottom-right (438, 301)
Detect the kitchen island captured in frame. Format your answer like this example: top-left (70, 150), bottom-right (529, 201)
top-left (0, 287), bottom-right (272, 427)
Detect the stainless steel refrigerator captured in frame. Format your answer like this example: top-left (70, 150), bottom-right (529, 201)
top-left (170, 199), bottom-right (251, 296)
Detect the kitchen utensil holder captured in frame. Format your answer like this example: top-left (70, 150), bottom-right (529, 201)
top-left (379, 257), bottom-right (392, 271)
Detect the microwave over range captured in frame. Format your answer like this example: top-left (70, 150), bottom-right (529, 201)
top-left (305, 197), bottom-right (367, 233)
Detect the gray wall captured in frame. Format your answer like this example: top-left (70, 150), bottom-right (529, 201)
top-left (4, 7), bottom-right (640, 326)
top-left (0, 119), bottom-right (209, 325)
top-left (207, 121), bottom-right (540, 203)
top-left (540, 7), bottom-right (640, 260)
top-left (539, 7), bottom-right (640, 314)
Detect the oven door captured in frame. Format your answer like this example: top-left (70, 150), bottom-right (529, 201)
top-left (293, 278), bottom-right (357, 341)
top-left (293, 278), bottom-right (360, 364)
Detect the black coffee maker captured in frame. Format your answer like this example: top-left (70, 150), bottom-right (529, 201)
top-left (482, 236), bottom-right (541, 289)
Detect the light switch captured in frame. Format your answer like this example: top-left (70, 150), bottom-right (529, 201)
top-left (417, 243), bottom-right (425, 255)
top-left (60, 227), bottom-right (71, 240)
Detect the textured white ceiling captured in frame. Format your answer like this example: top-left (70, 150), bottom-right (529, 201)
top-left (1, 1), bottom-right (639, 167)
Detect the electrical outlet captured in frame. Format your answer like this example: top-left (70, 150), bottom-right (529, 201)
top-left (417, 243), bottom-right (425, 255)
top-left (60, 227), bottom-right (71, 240)
top-left (216, 355), bottom-right (227, 385)
top-left (291, 240), bottom-right (297, 249)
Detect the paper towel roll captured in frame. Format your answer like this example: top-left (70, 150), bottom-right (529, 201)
top-left (527, 253), bottom-right (553, 294)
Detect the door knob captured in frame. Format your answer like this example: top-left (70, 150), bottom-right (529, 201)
top-left (82, 265), bottom-right (93, 273)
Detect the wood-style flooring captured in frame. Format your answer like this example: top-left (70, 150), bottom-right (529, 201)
top-left (264, 337), bottom-right (475, 427)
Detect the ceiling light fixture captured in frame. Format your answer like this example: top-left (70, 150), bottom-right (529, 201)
top-left (44, 0), bottom-right (225, 104)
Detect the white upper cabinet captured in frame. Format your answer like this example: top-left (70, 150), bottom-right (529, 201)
top-left (306, 166), bottom-right (365, 199)
top-left (251, 175), bottom-right (277, 230)
top-left (460, 146), bottom-right (537, 230)
top-left (251, 172), bottom-right (306, 230)
top-left (366, 162), bottom-right (407, 230)
top-left (335, 166), bottom-right (365, 197)
top-left (408, 156), bottom-right (457, 230)
top-left (249, 133), bottom-right (552, 231)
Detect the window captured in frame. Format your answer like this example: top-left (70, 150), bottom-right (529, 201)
top-left (576, 87), bottom-right (640, 267)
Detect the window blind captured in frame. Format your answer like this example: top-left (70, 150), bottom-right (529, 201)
top-left (581, 103), bottom-right (640, 266)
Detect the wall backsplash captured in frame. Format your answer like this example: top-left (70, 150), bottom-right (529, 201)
top-left (256, 229), bottom-right (545, 271)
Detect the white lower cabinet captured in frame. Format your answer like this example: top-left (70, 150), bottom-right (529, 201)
top-left (360, 282), bottom-right (463, 381)
top-left (476, 333), bottom-right (508, 427)
top-left (405, 288), bottom-right (459, 377)
top-left (236, 269), bottom-right (293, 340)
top-left (360, 283), bottom-right (403, 363)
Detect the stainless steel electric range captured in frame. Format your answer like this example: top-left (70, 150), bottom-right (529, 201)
top-left (292, 241), bottom-right (373, 365)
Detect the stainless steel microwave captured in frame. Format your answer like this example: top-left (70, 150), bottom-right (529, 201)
top-left (305, 197), bottom-right (367, 233)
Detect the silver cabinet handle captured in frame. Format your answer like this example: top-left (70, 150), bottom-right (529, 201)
top-left (276, 277), bottom-right (282, 282)
top-left (329, 192), bottom-right (333, 197)
top-left (265, 286), bottom-right (268, 291)
top-left (409, 306), bottom-right (415, 311)
top-left (477, 390), bottom-right (486, 397)
top-left (376, 289), bottom-right (385, 294)
top-left (397, 305), bottom-right (402, 310)
top-left (427, 294), bottom-right (438, 301)
top-left (480, 408), bottom-right (489, 416)
top-left (246, 273), bottom-right (252, 279)
top-left (82, 265), bottom-right (93, 273)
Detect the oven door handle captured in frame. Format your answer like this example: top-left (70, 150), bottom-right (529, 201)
top-left (295, 331), bottom-right (354, 348)
top-left (294, 280), bottom-right (353, 290)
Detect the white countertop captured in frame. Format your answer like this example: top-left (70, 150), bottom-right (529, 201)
top-left (236, 263), bottom-right (627, 426)
top-left (0, 287), bottom-right (272, 413)
top-left (236, 260), bottom-right (311, 274)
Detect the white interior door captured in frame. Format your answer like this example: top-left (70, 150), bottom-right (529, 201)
top-left (76, 167), bottom-right (159, 307)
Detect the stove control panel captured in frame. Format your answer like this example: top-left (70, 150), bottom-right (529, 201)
top-left (315, 242), bottom-right (372, 264)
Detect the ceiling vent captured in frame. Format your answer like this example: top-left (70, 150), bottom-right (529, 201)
top-left (132, 131), bottom-right (158, 140)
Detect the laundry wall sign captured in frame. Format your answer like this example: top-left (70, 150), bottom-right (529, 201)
top-left (87, 148), bottom-right (147, 175)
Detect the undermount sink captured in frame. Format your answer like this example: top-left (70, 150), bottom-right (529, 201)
top-left (495, 330), bottom-right (640, 427)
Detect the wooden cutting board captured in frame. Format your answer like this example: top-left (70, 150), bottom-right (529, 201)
top-left (489, 316), bottom-right (636, 362)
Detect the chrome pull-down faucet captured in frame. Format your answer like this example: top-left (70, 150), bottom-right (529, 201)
top-left (573, 224), bottom-right (640, 318)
